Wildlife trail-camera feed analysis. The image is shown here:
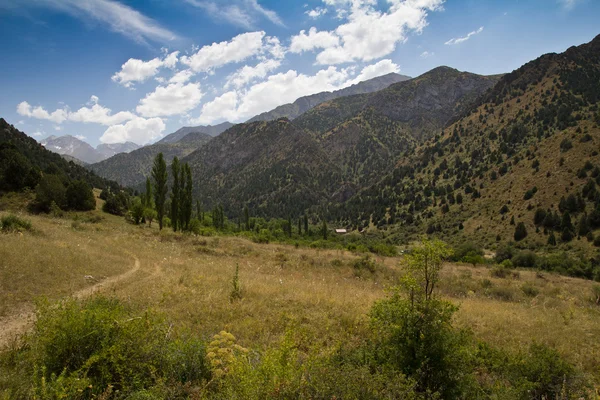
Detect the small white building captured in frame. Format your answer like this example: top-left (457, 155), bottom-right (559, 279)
top-left (335, 228), bottom-right (347, 234)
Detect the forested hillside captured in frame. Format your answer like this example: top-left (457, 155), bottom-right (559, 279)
top-left (334, 34), bottom-right (600, 257)
top-left (0, 118), bottom-right (119, 193)
top-left (90, 132), bottom-right (212, 187)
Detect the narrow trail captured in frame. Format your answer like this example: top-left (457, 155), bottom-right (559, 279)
top-left (0, 256), bottom-right (141, 349)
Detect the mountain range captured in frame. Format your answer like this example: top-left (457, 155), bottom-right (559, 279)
top-left (11, 33), bottom-right (600, 251)
top-left (40, 135), bottom-right (139, 164)
top-left (246, 72), bottom-right (410, 123)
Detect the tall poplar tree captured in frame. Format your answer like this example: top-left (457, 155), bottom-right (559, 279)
top-left (151, 153), bottom-right (167, 230)
top-left (181, 163), bottom-right (193, 230)
top-left (144, 178), bottom-right (152, 208)
top-left (170, 157), bottom-right (181, 232)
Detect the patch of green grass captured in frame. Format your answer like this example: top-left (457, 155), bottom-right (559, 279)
top-left (0, 214), bottom-right (32, 233)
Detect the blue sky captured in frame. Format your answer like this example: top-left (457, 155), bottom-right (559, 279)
top-left (0, 0), bottom-right (598, 146)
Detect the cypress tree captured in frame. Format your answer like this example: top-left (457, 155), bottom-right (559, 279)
top-left (298, 217), bottom-right (302, 235)
top-left (144, 178), bottom-right (152, 208)
top-left (151, 153), bottom-right (168, 230)
top-left (514, 222), bottom-right (527, 241)
top-left (196, 200), bottom-right (202, 221)
top-left (182, 163), bottom-right (193, 230)
top-left (170, 157), bottom-right (181, 232)
top-left (547, 232), bottom-right (557, 246)
top-left (578, 213), bottom-right (590, 237)
top-left (304, 215), bottom-right (309, 235)
top-left (288, 216), bottom-right (292, 237)
top-left (322, 219), bottom-right (328, 240)
top-left (244, 206), bottom-right (250, 231)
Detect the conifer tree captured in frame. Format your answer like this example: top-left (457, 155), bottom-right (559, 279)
top-left (322, 219), bottom-right (328, 240)
top-left (144, 178), bottom-right (152, 208)
top-left (298, 217), bottom-right (302, 235)
top-left (151, 153), bottom-right (168, 230)
top-left (181, 163), bottom-right (193, 230)
top-left (304, 215), bottom-right (309, 235)
top-left (288, 216), bottom-right (292, 237)
top-left (244, 206), bottom-right (250, 231)
top-left (170, 157), bottom-right (181, 232)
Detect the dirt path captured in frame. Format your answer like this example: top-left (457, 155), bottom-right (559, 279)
top-left (0, 256), bottom-right (141, 349)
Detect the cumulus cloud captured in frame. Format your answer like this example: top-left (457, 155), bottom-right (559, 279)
top-left (168, 69), bottom-right (194, 84)
top-left (17, 101), bottom-right (69, 124)
top-left (180, 31), bottom-right (268, 73)
top-left (291, 0), bottom-right (444, 65)
top-left (100, 117), bottom-right (165, 144)
top-left (75, 135), bottom-right (87, 140)
top-left (289, 27), bottom-right (340, 53)
top-left (185, 0), bottom-right (284, 29)
top-left (225, 59), bottom-right (282, 89)
top-left (306, 7), bottom-right (327, 18)
top-left (445, 26), bottom-right (484, 45)
top-left (18, 97), bottom-right (136, 126)
top-left (420, 51), bottom-right (434, 58)
top-left (345, 59), bottom-right (400, 85)
top-left (193, 66), bottom-right (353, 124)
top-left (70, 96), bottom-right (136, 125)
top-left (2, 0), bottom-right (177, 44)
top-left (112, 51), bottom-right (179, 88)
top-left (136, 82), bottom-right (204, 117)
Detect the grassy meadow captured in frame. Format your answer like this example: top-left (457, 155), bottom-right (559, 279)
top-left (1, 192), bottom-right (600, 398)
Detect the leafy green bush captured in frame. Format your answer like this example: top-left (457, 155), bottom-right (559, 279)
top-left (0, 214), bottom-right (32, 233)
top-left (353, 254), bottom-right (378, 274)
top-left (521, 282), bottom-right (540, 297)
top-left (491, 266), bottom-right (510, 278)
top-left (4, 296), bottom-right (210, 398)
top-left (65, 180), bottom-right (96, 211)
top-left (512, 250), bottom-right (538, 268)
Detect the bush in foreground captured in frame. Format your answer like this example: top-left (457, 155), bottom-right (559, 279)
top-left (0, 214), bottom-right (32, 233)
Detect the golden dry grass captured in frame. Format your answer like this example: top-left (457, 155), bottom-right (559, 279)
top-left (1, 198), bottom-right (600, 385)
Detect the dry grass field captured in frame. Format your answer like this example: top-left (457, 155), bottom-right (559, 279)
top-left (1, 194), bottom-right (600, 390)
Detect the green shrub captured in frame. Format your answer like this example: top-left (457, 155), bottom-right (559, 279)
top-left (65, 180), bottom-right (95, 211)
top-left (353, 255), bottom-right (377, 273)
top-left (512, 250), bottom-right (538, 268)
top-left (369, 242), bottom-right (397, 257)
top-left (0, 214), bottom-right (32, 233)
top-left (34, 174), bottom-right (66, 212)
top-left (7, 296), bottom-right (210, 398)
top-left (491, 266), bottom-right (509, 278)
top-left (521, 282), bottom-right (540, 297)
top-left (488, 286), bottom-right (514, 301)
top-left (481, 278), bottom-right (493, 288)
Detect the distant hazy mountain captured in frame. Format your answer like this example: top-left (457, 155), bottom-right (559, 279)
top-left (158, 122), bottom-right (235, 144)
top-left (97, 142), bottom-right (140, 159)
top-left (41, 135), bottom-right (103, 164)
top-left (246, 72), bottom-right (411, 123)
top-left (40, 135), bottom-right (140, 164)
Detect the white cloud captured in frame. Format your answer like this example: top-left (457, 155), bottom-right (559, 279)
top-left (445, 26), bottom-right (484, 45)
top-left (193, 66), bottom-right (352, 124)
top-left (32, 131), bottom-right (44, 137)
top-left (88, 95), bottom-right (99, 105)
top-left (18, 97), bottom-right (136, 126)
top-left (112, 51), bottom-right (179, 88)
top-left (225, 59), bottom-right (282, 89)
top-left (345, 59), bottom-right (400, 85)
top-left (75, 135), bottom-right (87, 141)
top-left (420, 51), bottom-right (434, 58)
top-left (185, 0), bottom-right (284, 29)
top-left (7, 0), bottom-right (177, 44)
top-left (54, 126), bottom-right (62, 131)
top-left (17, 101), bottom-right (68, 124)
top-left (306, 7), bottom-right (327, 18)
top-left (289, 27), bottom-right (340, 53)
top-left (100, 117), bottom-right (166, 144)
top-left (169, 69), bottom-right (194, 84)
top-left (295, 0), bottom-right (444, 64)
top-left (136, 82), bottom-right (204, 117)
top-left (69, 102), bottom-right (136, 126)
top-left (180, 31), bottom-right (268, 73)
